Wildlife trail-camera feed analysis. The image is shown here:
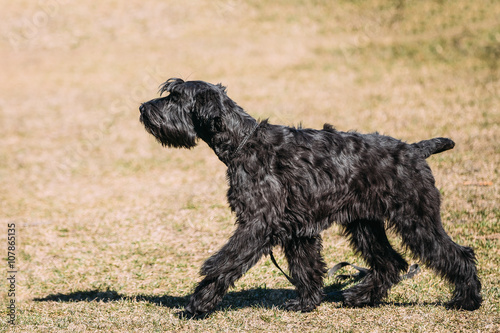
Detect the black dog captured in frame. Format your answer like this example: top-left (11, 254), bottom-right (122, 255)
top-left (139, 78), bottom-right (482, 315)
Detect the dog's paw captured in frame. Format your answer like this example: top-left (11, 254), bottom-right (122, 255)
top-left (445, 296), bottom-right (482, 311)
top-left (184, 299), bottom-right (213, 318)
top-left (341, 293), bottom-right (376, 308)
top-left (283, 299), bottom-right (317, 313)
top-left (341, 286), bottom-right (378, 308)
top-left (341, 294), bottom-right (377, 308)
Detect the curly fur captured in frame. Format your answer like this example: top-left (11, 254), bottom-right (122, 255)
top-left (139, 78), bottom-right (482, 315)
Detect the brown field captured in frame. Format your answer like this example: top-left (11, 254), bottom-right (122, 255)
top-left (1, 0), bottom-right (499, 332)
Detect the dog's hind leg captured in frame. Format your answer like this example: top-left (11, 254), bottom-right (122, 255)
top-left (185, 222), bottom-right (271, 315)
top-left (391, 205), bottom-right (482, 311)
top-left (341, 219), bottom-right (408, 307)
top-left (282, 236), bottom-right (327, 312)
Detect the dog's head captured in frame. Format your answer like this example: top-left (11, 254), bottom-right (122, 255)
top-left (139, 78), bottom-right (229, 148)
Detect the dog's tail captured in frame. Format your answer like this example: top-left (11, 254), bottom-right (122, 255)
top-left (411, 137), bottom-right (455, 159)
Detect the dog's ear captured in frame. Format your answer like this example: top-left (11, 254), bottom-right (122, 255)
top-left (192, 88), bottom-right (225, 133)
top-left (194, 89), bottom-right (223, 116)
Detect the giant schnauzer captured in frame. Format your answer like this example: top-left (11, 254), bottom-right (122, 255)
top-left (139, 78), bottom-right (482, 315)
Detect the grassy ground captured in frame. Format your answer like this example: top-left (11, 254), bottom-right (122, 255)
top-left (1, 0), bottom-right (499, 331)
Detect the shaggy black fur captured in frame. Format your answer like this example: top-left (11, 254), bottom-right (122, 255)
top-left (139, 78), bottom-right (482, 315)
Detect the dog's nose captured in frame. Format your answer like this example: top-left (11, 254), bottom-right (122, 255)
top-left (139, 104), bottom-right (146, 114)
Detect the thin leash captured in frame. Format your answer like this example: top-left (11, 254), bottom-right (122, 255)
top-left (269, 251), bottom-right (420, 285)
top-left (327, 261), bottom-right (420, 280)
top-left (269, 250), bottom-right (296, 285)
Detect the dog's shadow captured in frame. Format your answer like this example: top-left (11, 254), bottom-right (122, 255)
top-left (33, 281), bottom-right (350, 317)
top-left (33, 280), bottom-right (435, 319)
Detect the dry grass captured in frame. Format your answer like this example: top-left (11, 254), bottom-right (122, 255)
top-left (1, 0), bottom-right (499, 332)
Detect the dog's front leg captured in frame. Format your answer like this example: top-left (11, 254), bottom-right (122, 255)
top-left (185, 222), bottom-right (270, 315)
top-left (283, 236), bottom-right (326, 312)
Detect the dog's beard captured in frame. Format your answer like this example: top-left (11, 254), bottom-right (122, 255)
top-left (140, 107), bottom-right (198, 149)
